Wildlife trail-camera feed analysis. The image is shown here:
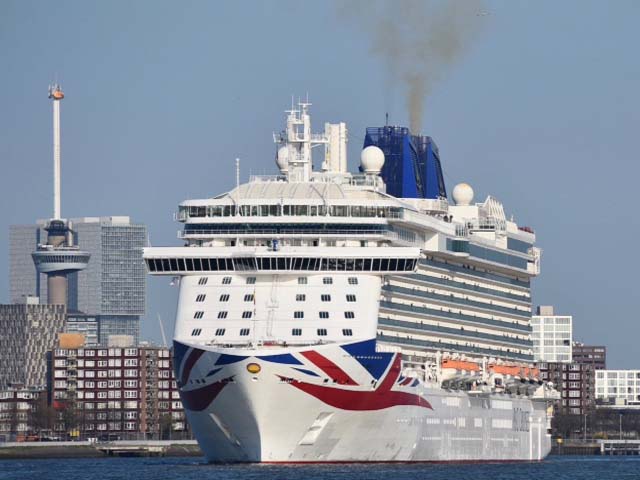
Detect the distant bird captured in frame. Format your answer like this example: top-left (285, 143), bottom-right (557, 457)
top-left (476, 10), bottom-right (490, 16)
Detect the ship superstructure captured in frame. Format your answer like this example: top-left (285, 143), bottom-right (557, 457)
top-left (144, 103), bottom-right (556, 462)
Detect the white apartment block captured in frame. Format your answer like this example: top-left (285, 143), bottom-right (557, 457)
top-left (531, 305), bottom-right (572, 363)
top-left (596, 370), bottom-right (640, 408)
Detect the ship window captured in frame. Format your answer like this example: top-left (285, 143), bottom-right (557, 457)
top-left (191, 329), bottom-right (202, 336)
top-left (198, 277), bottom-right (208, 285)
top-left (217, 311), bottom-right (228, 319)
top-left (219, 294), bottom-right (230, 302)
top-left (162, 259), bottom-right (170, 271)
top-left (193, 258), bottom-right (202, 271)
top-left (321, 294), bottom-right (331, 302)
top-left (246, 277), bottom-right (256, 284)
top-left (296, 294), bottom-right (306, 302)
top-left (193, 311), bottom-right (204, 319)
top-left (240, 328), bottom-right (250, 336)
top-left (319, 312), bottom-right (329, 319)
top-left (169, 258), bottom-right (178, 271)
top-left (215, 328), bottom-right (226, 336)
top-left (372, 259), bottom-right (381, 271)
top-left (323, 277), bottom-right (333, 285)
top-left (317, 329), bottom-right (327, 336)
top-left (195, 294), bottom-right (206, 302)
top-left (344, 312), bottom-right (355, 319)
top-left (222, 277), bottom-right (232, 285)
top-left (185, 258), bottom-right (194, 271)
top-left (348, 277), bottom-right (358, 285)
top-left (294, 311), bottom-right (304, 319)
top-left (292, 328), bottom-right (302, 336)
top-left (380, 259), bottom-right (389, 270)
top-left (242, 311), bottom-right (253, 319)
top-left (244, 294), bottom-right (254, 302)
top-left (342, 329), bottom-right (353, 336)
top-left (153, 259), bottom-right (163, 272)
top-left (298, 277), bottom-right (307, 285)
top-left (346, 294), bottom-right (356, 302)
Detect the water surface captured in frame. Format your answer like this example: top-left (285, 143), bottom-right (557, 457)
top-left (1, 455), bottom-right (639, 480)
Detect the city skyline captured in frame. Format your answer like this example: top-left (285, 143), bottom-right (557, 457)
top-left (2, 1), bottom-right (639, 368)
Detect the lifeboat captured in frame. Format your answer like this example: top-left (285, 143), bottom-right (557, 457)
top-left (442, 359), bottom-right (480, 372)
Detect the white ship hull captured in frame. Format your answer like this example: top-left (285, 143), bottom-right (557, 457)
top-left (175, 339), bottom-right (551, 463)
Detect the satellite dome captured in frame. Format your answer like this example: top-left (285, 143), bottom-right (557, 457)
top-left (452, 183), bottom-right (474, 206)
top-left (276, 146), bottom-right (289, 172)
top-left (360, 146), bottom-right (385, 174)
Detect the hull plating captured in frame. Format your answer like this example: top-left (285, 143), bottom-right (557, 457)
top-left (175, 340), bottom-right (551, 463)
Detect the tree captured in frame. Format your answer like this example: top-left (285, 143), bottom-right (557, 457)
top-left (31, 396), bottom-right (56, 437)
top-left (159, 413), bottom-right (173, 440)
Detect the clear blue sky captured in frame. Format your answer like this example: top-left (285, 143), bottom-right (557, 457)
top-left (1, 1), bottom-right (638, 368)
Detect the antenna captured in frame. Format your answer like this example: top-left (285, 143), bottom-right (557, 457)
top-left (385, 112), bottom-right (389, 126)
top-left (236, 158), bottom-right (240, 190)
top-left (48, 83), bottom-right (65, 219)
top-left (157, 313), bottom-right (168, 348)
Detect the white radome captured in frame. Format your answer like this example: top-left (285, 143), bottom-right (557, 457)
top-left (452, 183), bottom-right (474, 206)
top-left (360, 146), bottom-right (385, 173)
top-left (276, 146), bottom-right (289, 172)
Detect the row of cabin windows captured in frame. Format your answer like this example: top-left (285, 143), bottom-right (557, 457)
top-left (209, 293), bottom-right (356, 303)
top-left (195, 293), bottom-right (356, 304)
top-left (192, 328), bottom-right (353, 337)
top-left (199, 276), bottom-right (355, 286)
top-left (292, 328), bottom-right (353, 337)
top-left (294, 311), bottom-right (355, 319)
top-left (194, 311), bottom-right (355, 320)
top-left (147, 255), bottom-right (416, 273)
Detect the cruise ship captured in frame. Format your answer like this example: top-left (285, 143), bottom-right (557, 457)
top-left (143, 103), bottom-right (558, 462)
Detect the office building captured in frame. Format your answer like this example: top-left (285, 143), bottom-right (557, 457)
top-left (531, 305), bottom-right (572, 363)
top-left (10, 216), bottom-right (146, 345)
top-left (0, 298), bottom-right (66, 388)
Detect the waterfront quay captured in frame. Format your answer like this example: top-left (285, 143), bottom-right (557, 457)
top-left (0, 439), bottom-right (201, 459)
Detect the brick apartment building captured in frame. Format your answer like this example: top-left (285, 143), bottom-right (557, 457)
top-left (536, 344), bottom-right (606, 416)
top-left (50, 345), bottom-right (186, 439)
top-left (0, 387), bottom-right (45, 441)
top-left (538, 361), bottom-right (596, 415)
top-left (572, 343), bottom-right (606, 370)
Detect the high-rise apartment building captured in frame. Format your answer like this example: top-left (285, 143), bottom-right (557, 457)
top-left (0, 298), bottom-right (66, 388)
top-left (10, 217), bottom-right (146, 345)
top-left (531, 305), bottom-right (572, 363)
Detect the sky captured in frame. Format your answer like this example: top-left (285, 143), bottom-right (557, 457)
top-left (1, 1), bottom-right (639, 368)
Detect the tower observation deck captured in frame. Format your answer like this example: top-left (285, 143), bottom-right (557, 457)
top-left (31, 85), bottom-right (90, 306)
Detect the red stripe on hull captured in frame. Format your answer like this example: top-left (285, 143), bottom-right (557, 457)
top-left (301, 350), bottom-right (358, 385)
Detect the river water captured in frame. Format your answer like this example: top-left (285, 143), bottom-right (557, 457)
top-left (0, 455), bottom-right (639, 480)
